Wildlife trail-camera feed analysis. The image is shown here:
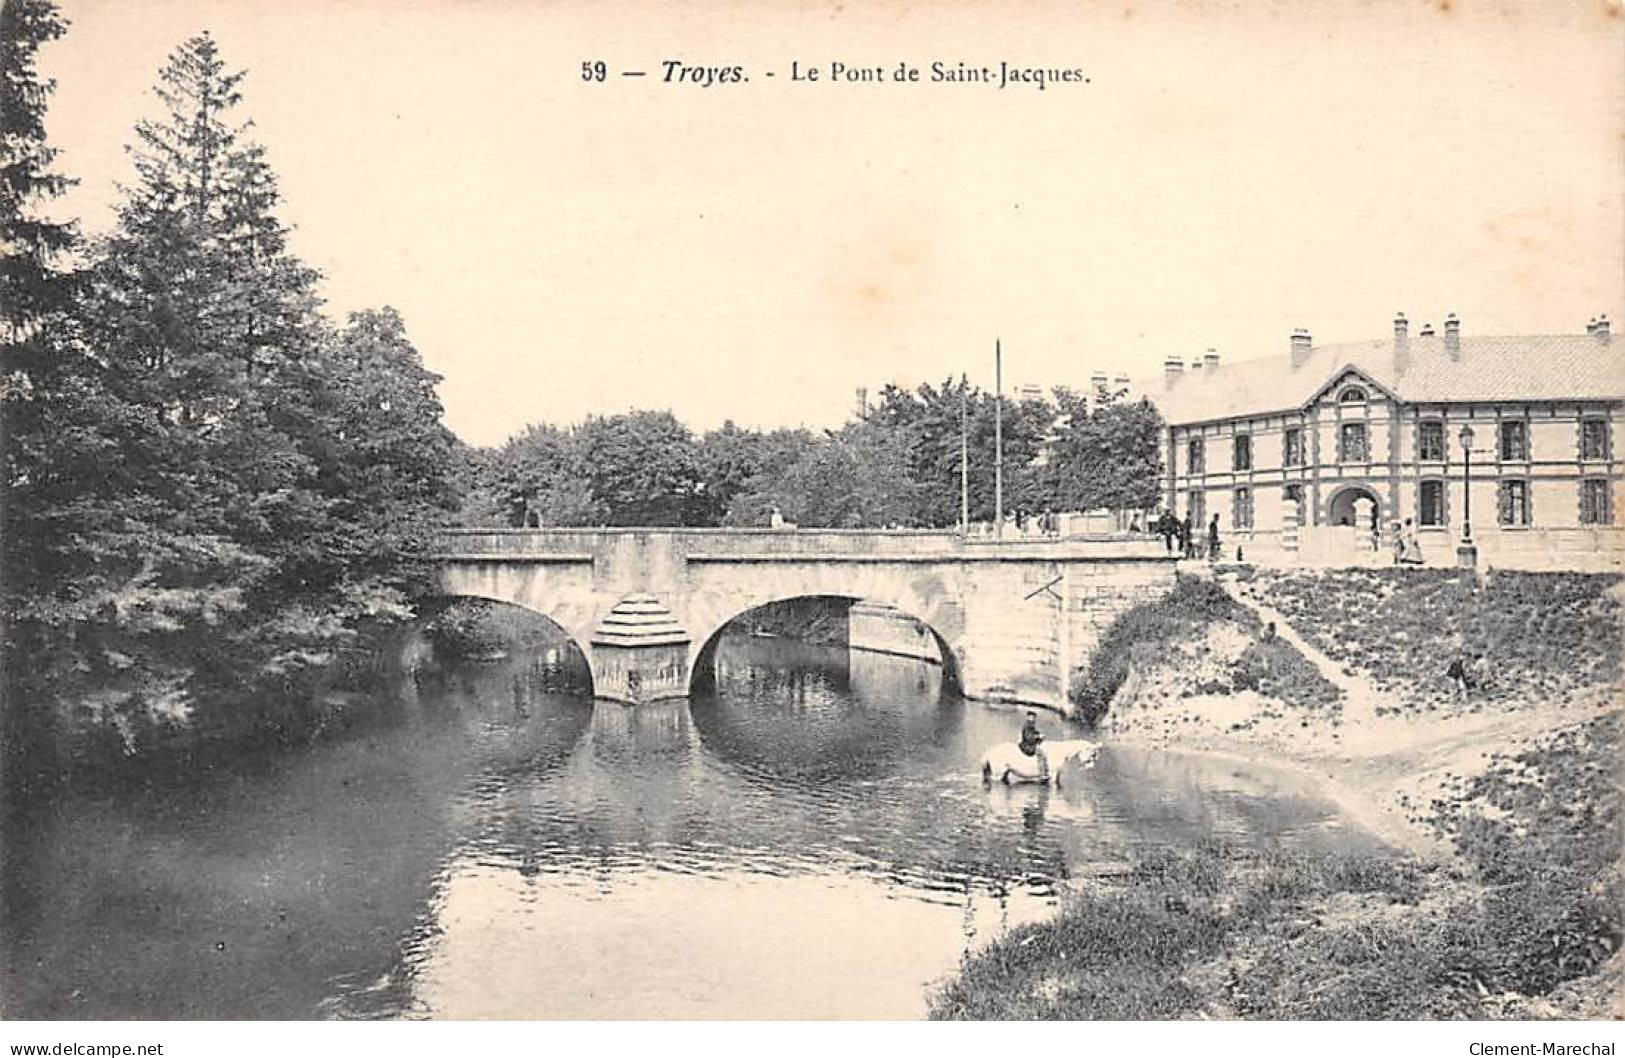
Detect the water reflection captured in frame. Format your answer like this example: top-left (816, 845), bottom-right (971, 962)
top-left (2, 633), bottom-right (1390, 1021)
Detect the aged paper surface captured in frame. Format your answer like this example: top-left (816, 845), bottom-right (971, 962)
top-left (4, 0), bottom-right (1623, 1043)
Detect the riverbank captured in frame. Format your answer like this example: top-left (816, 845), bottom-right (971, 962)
top-left (934, 567), bottom-right (1624, 1020)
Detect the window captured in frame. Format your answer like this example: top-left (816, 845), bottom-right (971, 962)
top-left (1339, 422), bottom-right (1368, 463)
top-left (1499, 420), bottom-right (1529, 461)
top-left (1187, 437), bottom-right (1205, 475)
top-left (1232, 487), bottom-right (1254, 529)
top-left (1283, 427), bottom-right (1304, 468)
top-left (1581, 418), bottom-right (1610, 461)
top-left (1418, 420), bottom-right (1445, 462)
top-left (1338, 386), bottom-right (1368, 403)
top-left (1580, 479), bottom-right (1612, 525)
top-left (1497, 480), bottom-right (1531, 527)
top-left (1418, 479), bottom-right (1446, 527)
top-left (1233, 434), bottom-right (1252, 472)
top-left (1187, 489), bottom-right (1205, 527)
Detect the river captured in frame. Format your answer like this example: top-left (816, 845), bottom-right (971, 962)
top-left (0, 634), bottom-right (1388, 1020)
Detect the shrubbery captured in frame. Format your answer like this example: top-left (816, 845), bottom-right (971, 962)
top-left (424, 600), bottom-right (576, 662)
top-left (1069, 575), bottom-right (1340, 724)
top-left (1069, 576), bottom-right (1247, 725)
top-left (1228, 639), bottom-right (1342, 712)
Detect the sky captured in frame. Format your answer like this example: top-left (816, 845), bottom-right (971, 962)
top-left (36, 0), bottom-right (1625, 447)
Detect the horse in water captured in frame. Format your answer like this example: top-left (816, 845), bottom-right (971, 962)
top-left (980, 739), bottom-right (1100, 787)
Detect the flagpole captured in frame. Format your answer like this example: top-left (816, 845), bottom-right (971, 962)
top-left (960, 377), bottom-right (969, 538)
top-left (994, 338), bottom-right (1003, 542)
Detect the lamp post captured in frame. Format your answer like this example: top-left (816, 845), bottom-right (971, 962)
top-left (1457, 423), bottom-right (1478, 568)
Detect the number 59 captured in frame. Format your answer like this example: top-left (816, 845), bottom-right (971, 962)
top-left (582, 61), bottom-right (606, 82)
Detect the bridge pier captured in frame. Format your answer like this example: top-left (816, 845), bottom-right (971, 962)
top-left (588, 593), bottom-right (691, 705)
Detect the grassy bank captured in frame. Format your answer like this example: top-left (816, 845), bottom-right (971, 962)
top-left (938, 566), bottom-right (1623, 1020)
top-left (1240, 568), bottom-right (1623, 713)
top-left (933, 710), bottom-right (1621, 1020)
top-left (1069, 575), bottom-right (1341, 728)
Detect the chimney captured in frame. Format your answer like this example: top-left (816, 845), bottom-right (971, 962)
top-left (1596, 315), bottom-right (1612, 345)
top-left (1113, 373), bottom-right (1130, 392)
top-left (854, 387), bottom-right (868, 419)
top-left (1203, 348), bottom-right (1220, 373)
top-left (1089, 370), bottom-right (1109, 390)
top-left (1289, 328), bottom-right (1312, 368)
top-left (1444, 313), bottom-right (1461, 356)
top-left (1163, 357), bottom-right (1184, 388)
top-left (1419, 322), bottom-right (1436, 337)
top-left (1393, 311), bottom-right (1411, 374)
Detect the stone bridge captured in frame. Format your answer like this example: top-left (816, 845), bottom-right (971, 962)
top-left (433, 528), bottom-right (1177, 710)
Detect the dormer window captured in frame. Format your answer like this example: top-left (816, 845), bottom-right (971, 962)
top-left (1338, 385), bottom-right (1369, 404)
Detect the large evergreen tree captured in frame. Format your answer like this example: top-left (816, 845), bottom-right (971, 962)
top-left (1, 0), bottom-right (81, 774)
top-left (6, 32), bottom-right (460, 757)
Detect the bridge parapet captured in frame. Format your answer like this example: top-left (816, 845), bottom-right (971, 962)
top-left (437, 527), bottom-right (1167, 562)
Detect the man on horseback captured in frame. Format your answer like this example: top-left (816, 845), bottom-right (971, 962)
top-left (1019, 711), bottom-right (1044, 756)
top-left (1018, 711), bottom-right (1048, 781)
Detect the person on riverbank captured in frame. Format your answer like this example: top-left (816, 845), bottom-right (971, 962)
top-left (1180, 514), bottom-right (1193, 558)
top-left (1207, 514), bottom-right (1220, 561)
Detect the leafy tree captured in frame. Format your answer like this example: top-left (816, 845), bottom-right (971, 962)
top-left (868, 378), bottom-right (1052, 527)
top-left (733, 422), bottom-right (923, 528)
top-left (1042, 387), bottom-right (1165, 515)
top-left (477, 423), bottom-right (600, 527)
top-left (573, 410), bottom-right (700, 526)
top-left (694, 421), bottom-right (817, 526)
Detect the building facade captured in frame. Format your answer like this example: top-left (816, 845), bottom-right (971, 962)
top-left (1140, 314), bottom-right (1622, 570)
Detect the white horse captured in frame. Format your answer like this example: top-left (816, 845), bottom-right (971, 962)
top-left (980, 739), bottom-right (1100, 787)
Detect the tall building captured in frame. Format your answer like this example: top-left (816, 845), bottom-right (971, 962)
top-left (1138, 314), bottom-right (1622, 569)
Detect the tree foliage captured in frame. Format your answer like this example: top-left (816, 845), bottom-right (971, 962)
top-left (3, 29), bottom-right (461, 772)
top-left (465, 382), bottom-right (1165, 530)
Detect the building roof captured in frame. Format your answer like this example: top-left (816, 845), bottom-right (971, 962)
top-left (1134, 333), bottom-right (1623, 426)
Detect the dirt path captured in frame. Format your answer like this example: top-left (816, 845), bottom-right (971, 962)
top-left (1210, 571), bottom-right (1400, 733)
top-left (1108, 570), bottom-right (1618, 862)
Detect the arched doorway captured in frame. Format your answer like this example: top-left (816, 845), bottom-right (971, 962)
top-left (1326, 484), bottom-right (1381, 531)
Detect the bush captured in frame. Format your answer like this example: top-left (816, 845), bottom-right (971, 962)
top-left (1229, 639), bottom-right (1342, 712)
top-left (1069, 576), bottom-right (1250, 725)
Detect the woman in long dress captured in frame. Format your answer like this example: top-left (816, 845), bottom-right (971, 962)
top-left (1401, 518), bottom-right (1424, 565)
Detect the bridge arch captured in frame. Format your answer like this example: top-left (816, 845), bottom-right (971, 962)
top-left (416, 592), bottom-right (596, 696)
top-left (685, 592), bottom-right (964, 700)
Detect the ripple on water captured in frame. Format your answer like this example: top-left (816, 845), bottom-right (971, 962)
top-left (3, 637), bottom-right (1392, 1020)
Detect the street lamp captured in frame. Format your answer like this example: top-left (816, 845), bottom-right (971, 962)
top-left (1457, 423), bottom-right (1478, 568)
